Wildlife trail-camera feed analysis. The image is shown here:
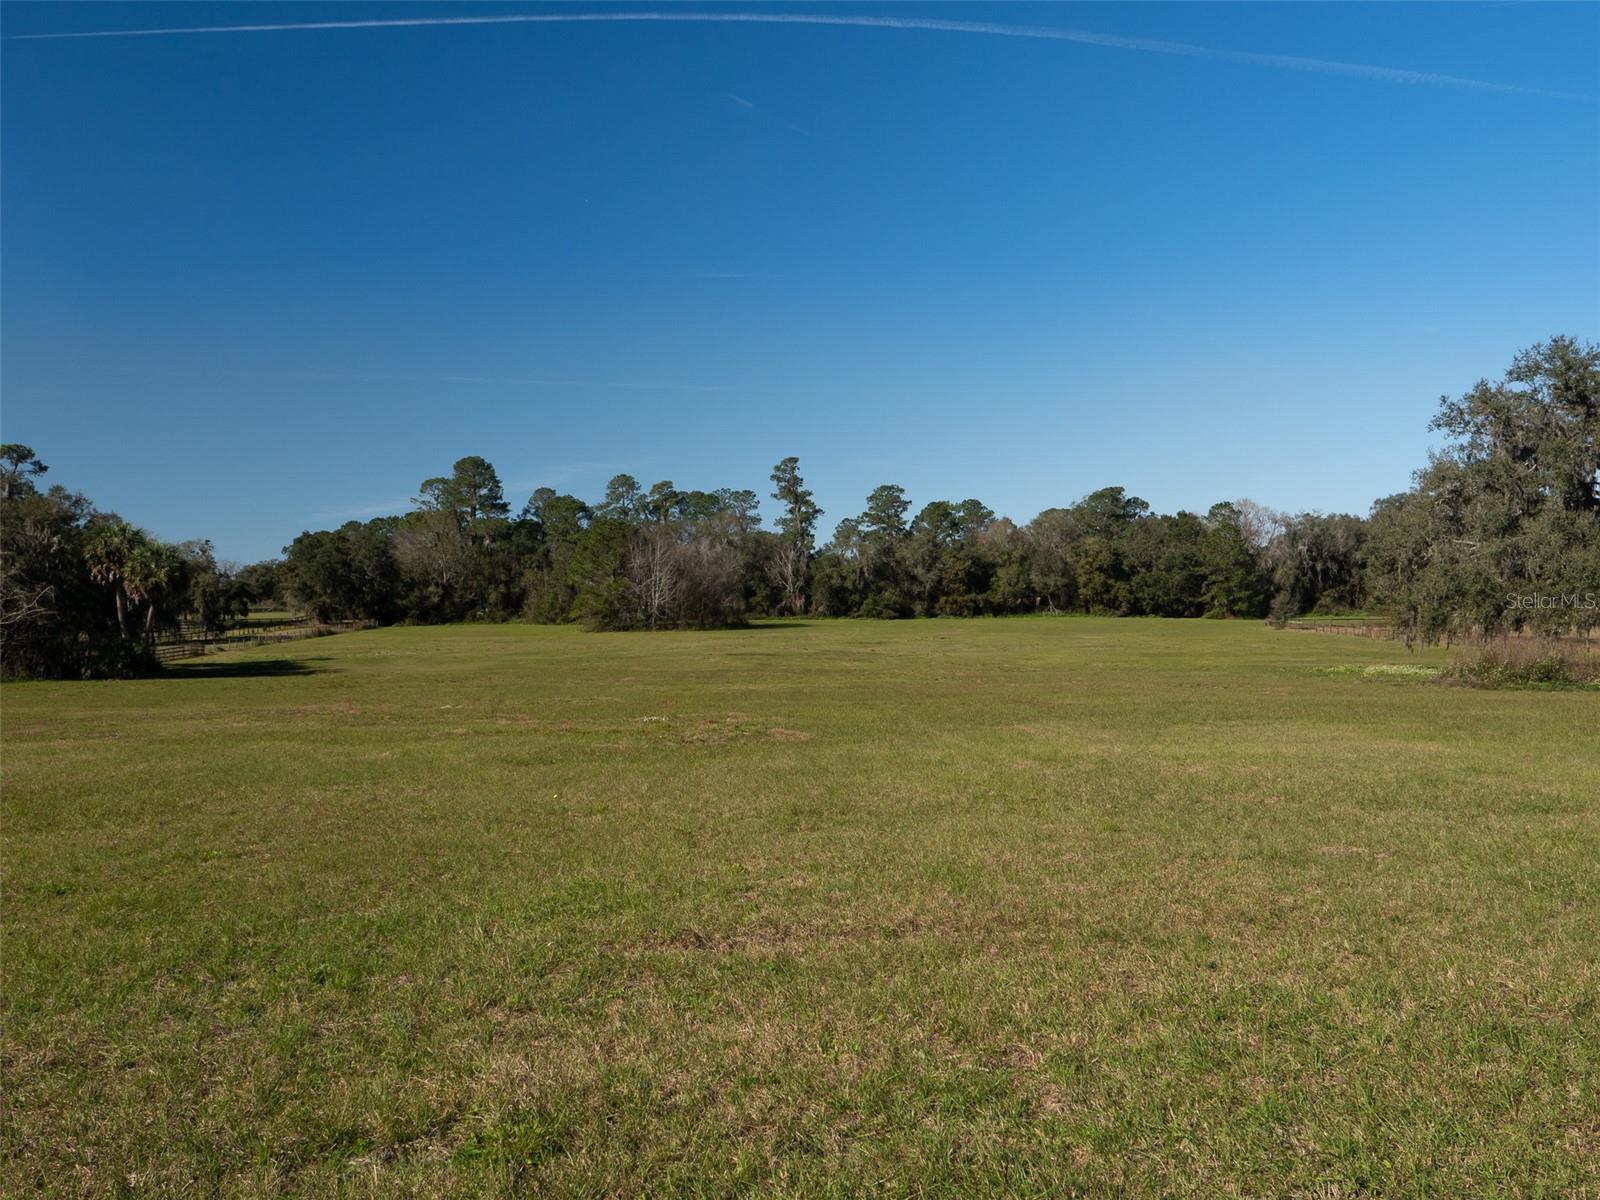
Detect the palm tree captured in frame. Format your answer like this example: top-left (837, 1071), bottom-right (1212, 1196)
top-left (83, 521), bottom-right (144, 640)
top-left (124, 541), bottom-right (186, 646)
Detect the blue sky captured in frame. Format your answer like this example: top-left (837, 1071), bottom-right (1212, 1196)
top-left (4, 2), bottom-right (1597, 563)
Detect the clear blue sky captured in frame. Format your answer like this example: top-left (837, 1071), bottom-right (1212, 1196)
top-left (4, 2), bottom-right (1597, 563)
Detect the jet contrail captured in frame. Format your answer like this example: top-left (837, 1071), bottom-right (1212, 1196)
top-left (119, 364), bottom-right (750, 392)
top-left (9, 11), bottom-right (1594, 105)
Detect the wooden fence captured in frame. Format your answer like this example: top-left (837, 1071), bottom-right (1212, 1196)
top-left (154, 617), bottom-right (371, 663)
top-left (1281, 619), bottom-right (1597, 653)
top-left (1281, 620), bottom-right (1394, 640)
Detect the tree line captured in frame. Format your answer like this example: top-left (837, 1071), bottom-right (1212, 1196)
top-left (268, 462), bottom-right (1296, 629)
top-left (2, 337), bottom-right (1594, 678)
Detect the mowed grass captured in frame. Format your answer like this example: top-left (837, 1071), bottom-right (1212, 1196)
top-left (3, 618), bottom-right (1596, 1198)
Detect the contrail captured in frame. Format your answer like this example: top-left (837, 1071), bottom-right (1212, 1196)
top-left (120, 365), bottom-right (750, 392)
top-left (9, 10), bottom-right (1594, 105)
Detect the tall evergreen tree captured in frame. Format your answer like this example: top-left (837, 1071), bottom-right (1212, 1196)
top-left (769, 457), bottom-right (820, 615)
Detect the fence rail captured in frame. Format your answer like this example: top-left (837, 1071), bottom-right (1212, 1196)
top-left (1280, 619), bottom-right (1597, 651)
top-left (1280, 620), bottom-right (1395, 639)
top-left (154, 617), bottom-right (371, 663)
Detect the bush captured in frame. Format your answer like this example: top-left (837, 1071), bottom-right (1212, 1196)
top-left (575, 578), bottom-right (631, 631)
top-left (76, 637), bottom-right (159, 680)
top-left (858, 588), bottom-right (911, 620)
top-left (1439, 640), bottom-right (1600, 689)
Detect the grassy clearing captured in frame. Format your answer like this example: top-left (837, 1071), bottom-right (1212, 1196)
top-left (234, 609), bottom-right (304, 627)
top-left (3, 618), bottom-right (1596, 1197)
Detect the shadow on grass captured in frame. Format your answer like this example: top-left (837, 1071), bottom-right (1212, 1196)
top-left (161, 657), bottom-right (332, 679)
top-left (738, 620), bottom-right (814, 631)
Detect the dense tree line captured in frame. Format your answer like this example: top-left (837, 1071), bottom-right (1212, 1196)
top-left (268, 457), bottom-right (1300, 633)
top-left (268, 447), bottom-right (1394, 631)
top-left (3, 337), bottom-right (1594, 678)
top-left (273, 459), bottom-right (777, 630)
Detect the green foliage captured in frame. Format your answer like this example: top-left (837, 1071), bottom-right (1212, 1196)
top-left (283, 523), bottom-right (400, 623)
top-left (235, 559), bottom-right (286, 607)
top-left (768, 457), bottom-right (821, 616)
top-left (1368, 336), bottom-right (1600, 643)
top-left (1199, 503), bottom-right (1269, 619)
top-left (860, 483), bottom-right (910, 540)
top-left (1, 483), bottom-right (140, 678)
top-left (1067, 535), bottom-right (1132, 615)
top-left (0, 471), bottom-right (203, 677)
top-left (857, 586), bottom-right (912, 620)
top-left (417, 455), bottom-right (510, 528)
top-left (801, 486), bottom-right (1277, 621)
top-left (0, 443), bottom-right (49, 501)
top-left (179, 541), bottom-right (251, 634)
top-left (1264, 511), bottom-right (1368, 616)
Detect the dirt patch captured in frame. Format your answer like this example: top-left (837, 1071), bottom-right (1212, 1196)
top-left (664, 716), bottom-right (814, 746)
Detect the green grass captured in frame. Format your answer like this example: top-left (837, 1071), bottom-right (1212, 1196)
top-left (4, 618), bottom-right (1596, 1197)
top-left (1279, 613), bottom-right (1387, 625)
top-left (234, 609), bottom-right (304, 627)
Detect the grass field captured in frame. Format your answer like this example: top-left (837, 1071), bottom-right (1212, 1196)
top-left (3, 618), bottom-right (1597, 1197)
top-left (235, 610), bottom-right (305, 627)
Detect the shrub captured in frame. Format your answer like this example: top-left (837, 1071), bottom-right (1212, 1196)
top-left (1439, 639), bottom-right (1600, 689)
top-left (858, 588), bottom-right (911, 620)
top-left (1264, 593), bottom-right (1296, 629)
